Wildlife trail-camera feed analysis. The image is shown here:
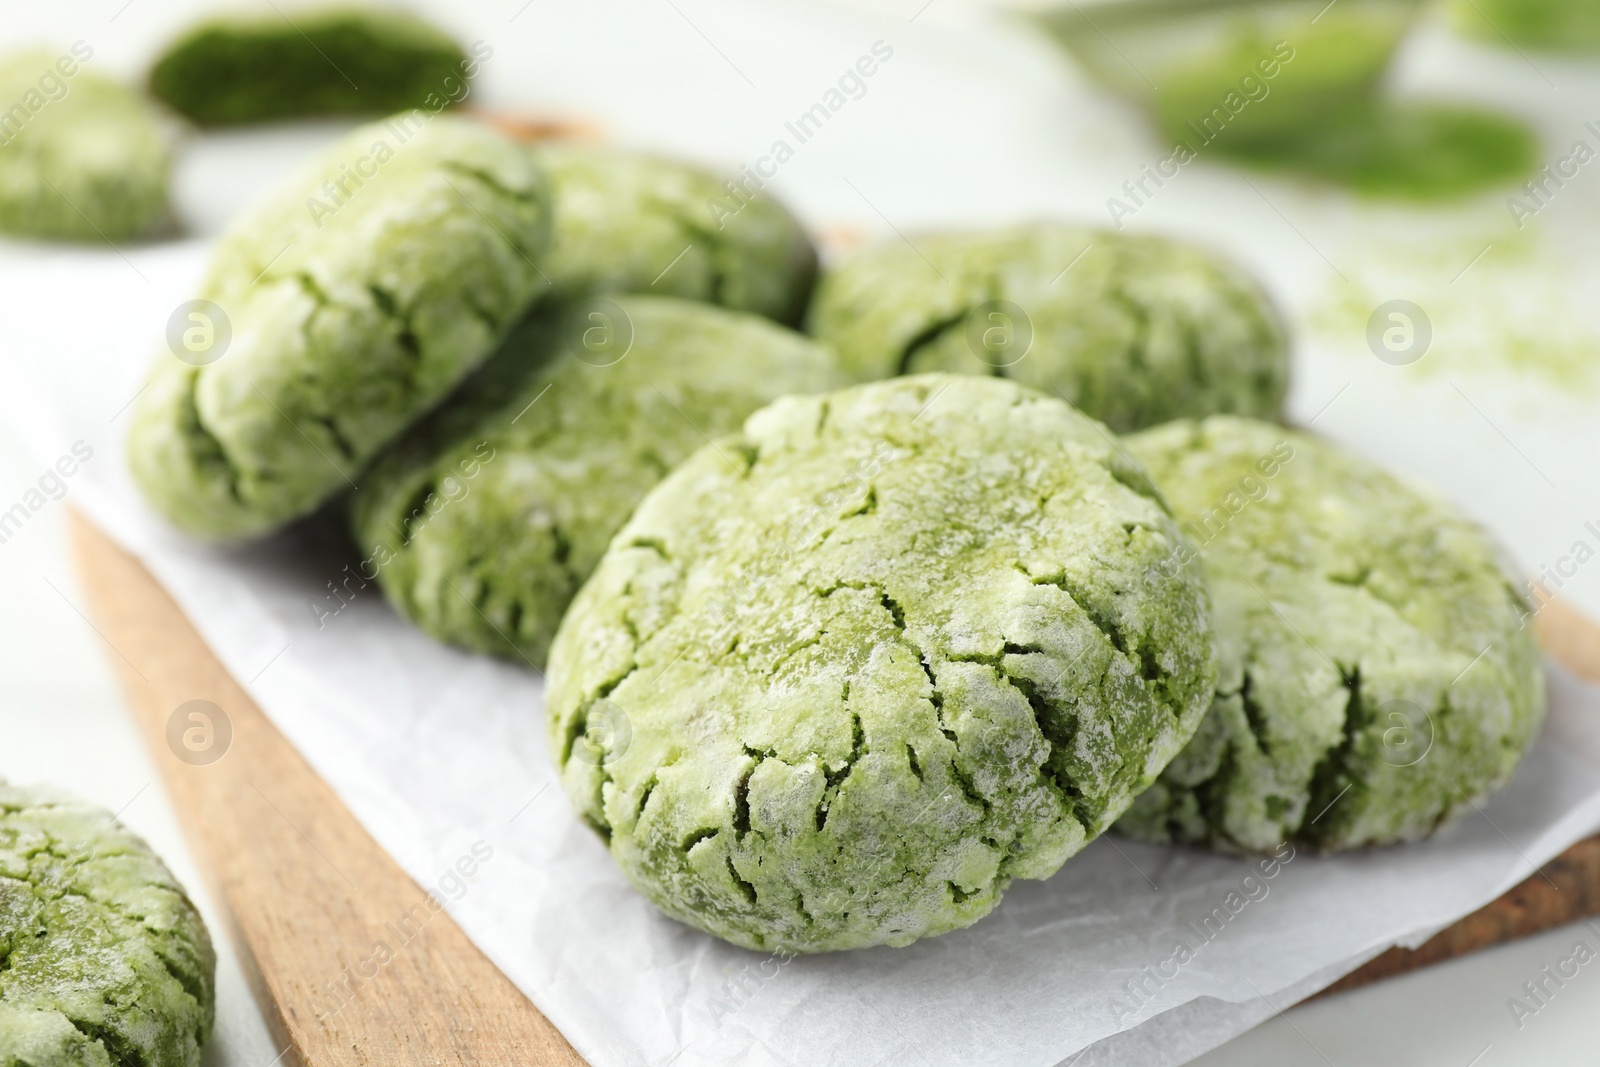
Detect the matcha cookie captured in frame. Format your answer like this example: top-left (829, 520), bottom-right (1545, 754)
top-left (1452, 0), bottom-right (1600, 52)
top-left (1116, 418), bottom-right (1546, 853)
top-left (0, 782), bottom-right (214, 1067)
top-left (808, 223), bottom-right (1288, 432)
top-left (128, 115), bottom-right (550, 540)
top-left (0, 49), bottom-right (172, 241)
top-left (149, 7), bottom-right (474, 125)
top-left (351, 295), bottom-right (846, 666)
top-left (547, 374), bottom-right (1216, 952)
top-left (535, 143), bottom-right (817, 324)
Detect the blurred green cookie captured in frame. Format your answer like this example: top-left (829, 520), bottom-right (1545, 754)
top-left (535, 143), bottom-right (818, 324)
top-left (350, 295), bottom-right (847, 666)
top-left (0, 47), bottom-right (172, 241)
top-left (808, 223), bottom-right (1288, 432)
top-left (128, 115), bottom-right (551, 540)
top-left (149, 6), bottom-right (475, 125)
top-left (0, 782), bottom-right (214, 1067)
top-left (547, 374), bottom-right (1217, 952)
top-left (1117, 418), bottom-right (1546, 852)
top-left (1452, 0), bottom-right (1600, 51)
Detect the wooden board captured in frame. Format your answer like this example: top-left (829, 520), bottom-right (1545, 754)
top-left (69, 511), bottom-right (586, 1067)
top-left (68, 510), bottom-right (1600, 1061)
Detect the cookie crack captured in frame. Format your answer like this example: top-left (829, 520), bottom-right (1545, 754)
top-left (895, 309), bottom-right (970, 376)
top-left (879, 589), bottom-right (908, 633)
top-left (989, 659), bottom-right (1092, 834)
top-left (734, 747), bottom-right (768, 840)
top-left (941, 751), bottom-right (990, 817)
top-left (367, 284), bottom-right (424, 357)
top-left (546, 518), bottom-right (583, 591)
top-left (391, 476), bottom-right (437, 548)
top-left (439, 160), bottom-right (544, 208)
top-left (726, 852), bottom-right (757, 905)
top-left (1315, 562), bottom-right (1488, 670)
top-left (1236, 670), bottom-right (1269, 755)
top-left (817, 709), bottom-right (865, 832)
top-left (1023, 573), bottom-right (1128, 656)
top-left (1302, 663), bottom-right (1364, 839)
top-left (68, 1011), bottom-right (144, 1067)
top-left (310, 413), bottom-right (358, 462)
top-left (179, 371), bottom-right (244, 506)
top-left (1027, 571), bottom-right (1179, 715)
top-left (624, 536), bottom-right (672, 561)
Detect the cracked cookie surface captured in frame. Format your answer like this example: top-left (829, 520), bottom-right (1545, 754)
top-left (546, 374), bottom-right (1216, 952)
top-left (534, 143), bottom-right (818, 325)
top-left (0, 51), bottom-right (172, 241)
top-left (127, 114), bottom-right (551, 540)
top-left (1115, 417), bottom-right (1547, 853)
top-left (351, 295), bottom-right (847, 666)
top-left (0, 782), bottom-right (214, 1067)
top-left (807, 223), bottom-right (1288, 433)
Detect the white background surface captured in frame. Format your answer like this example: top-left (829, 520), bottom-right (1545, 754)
top-left (3, 0), bottom-right (1600, 1064)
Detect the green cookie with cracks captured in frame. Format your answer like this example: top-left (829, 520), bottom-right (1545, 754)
top-left (0, 782), bottom-right (214, 1067)
top-left (0, 49), bottom-right (172, 241)
top-left (547, 374), bottom-right (1217, 952)
top-left (128, 114), bottom-right (551, 541)
top-left (148, 7), bottom-right (473, 126)
top-left (535, 143), bottom-right (818, 325)
top-left (351, 295), bottom-right (848, 667)
top-left (1116, 417), bottom-right (1546, 853)
top-left (808, 223), bottom-right (1288, 433)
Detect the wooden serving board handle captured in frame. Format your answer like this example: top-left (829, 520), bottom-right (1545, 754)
top-left (69, 511), bottom-right (587, 1067)
top-left (69, 509), bottom-right (1600, 1053)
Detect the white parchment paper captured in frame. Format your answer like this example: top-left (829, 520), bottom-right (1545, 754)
top-left (1, 224), bottom-right (1596, 1067)
top-left (3, 1), bottom-right (1600, 1063)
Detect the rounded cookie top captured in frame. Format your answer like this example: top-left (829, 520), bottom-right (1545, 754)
top-left (0, 51), bottom-right (172, 242)
top-left (127, 115), bottom-right (550, 540)
top-left (149, 8), bottom-right (470, 125)
top-left (0, 782), bottom-right (214, 1067)
top-left (1115, 417), bottom-right (1546, 853)
top-left (547, 374), bottom-right (1216, 952)
top-left (808, 222), bottom-right (1288, 432)
top-left (351, 294), bottom-right (847, 666)
top-left (534, 143), bottom-right (818, 324)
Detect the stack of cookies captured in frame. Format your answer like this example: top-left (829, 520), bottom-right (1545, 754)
top-left (121, 117), bottom-right (1544, 959)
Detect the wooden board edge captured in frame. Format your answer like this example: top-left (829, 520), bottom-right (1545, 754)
top-left (69, 510), bottom-right (587, 1067)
